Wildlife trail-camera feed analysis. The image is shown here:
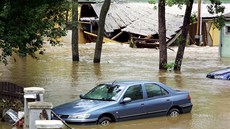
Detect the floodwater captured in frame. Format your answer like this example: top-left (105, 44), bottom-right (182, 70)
top-left (0, 42), bottom-right (230, 129)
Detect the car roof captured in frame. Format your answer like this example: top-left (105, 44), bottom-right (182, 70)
top-left (104, 80), bottom-right (175, 93)
top-left (105, 80), bottom-right (161, 86)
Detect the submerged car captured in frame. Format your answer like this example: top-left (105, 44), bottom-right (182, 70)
top-left (206, 67), bottom-right (230, 80)
top-left (52, 81), bottom-right (192, 126)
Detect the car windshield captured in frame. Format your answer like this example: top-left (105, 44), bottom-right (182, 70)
top-left (82, 84), bottom-right (125, 101)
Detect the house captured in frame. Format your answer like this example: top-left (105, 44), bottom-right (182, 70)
top-left (220, 12), bottom-right (230, 57)
top-left (69, 2), bottom-right (184, 47)
top-left (166, 3), bottom-right (230, 47)
top-left (62, 2), bottom-right (230, 49)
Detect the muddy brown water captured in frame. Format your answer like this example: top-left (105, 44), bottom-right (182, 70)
top-left (1, 43), bottom-right (230, 129)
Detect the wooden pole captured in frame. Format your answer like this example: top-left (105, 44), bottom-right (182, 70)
top-left (51, 111), bottom-right (73, 129)
top-left (199, 0), bottom-right (203, 45)
top-left (196, 0), bottom-right (201, 35)
top-left (111, 31), bottom-right (123, 40)
top-left (195, 0), bottom-right (201, 45)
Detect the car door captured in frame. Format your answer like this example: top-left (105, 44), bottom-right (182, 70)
top-left (116, 84), bottom-right (146, 120)
top-left (144, 83), bottom-right (172, 116)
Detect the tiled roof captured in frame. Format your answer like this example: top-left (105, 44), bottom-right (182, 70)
top-left (92, 3), bottom-right (183, 39)
top-left (92, 2), bottom-right (230, 39)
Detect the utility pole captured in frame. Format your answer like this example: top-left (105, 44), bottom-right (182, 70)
top-left (199, 0), bottom-right (203, 45)
top-left (195, 0), bottom-right (202, 45)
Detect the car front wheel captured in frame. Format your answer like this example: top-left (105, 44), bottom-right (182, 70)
top-left (168, 108), bottom-right (180, 117)
top-left (98, 116), bottom-right (112, 127)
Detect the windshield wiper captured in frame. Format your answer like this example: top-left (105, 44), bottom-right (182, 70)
top-left (81, 97), bottom-right (113, 101)
top-left (101, 98), bottom-right (115, 101)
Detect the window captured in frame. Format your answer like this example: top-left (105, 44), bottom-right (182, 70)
top-left (145, 84), bottom-right (168, 98)
top-left (123, 85), bottom-right (143, 101)
top-left (225, 26), bottom-right (230, 35)
top-left (83, 84), bottom-right (125, 101)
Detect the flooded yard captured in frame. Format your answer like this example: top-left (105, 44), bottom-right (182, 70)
top-left (0, 42), bottom-right (230, 129)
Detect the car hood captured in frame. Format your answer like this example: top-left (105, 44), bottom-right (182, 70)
top-left (52, 99), bottom-right (115, 115)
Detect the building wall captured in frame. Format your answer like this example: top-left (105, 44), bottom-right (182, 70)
top-left (62, 6), bottom-right (87, 44)
top-left (209, 23), bottom-right (220, 46)
top-left (220, 21), bottom-right (230, 57)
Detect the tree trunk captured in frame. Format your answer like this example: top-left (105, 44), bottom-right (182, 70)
top-left (174, 0), bottom-right (194, 71)
top-left (93, 0), bottom-right (111, 63)
top-left (72, 0), bottom-right (79, 61)
top-left (158, 0), bottom-right (167, 70)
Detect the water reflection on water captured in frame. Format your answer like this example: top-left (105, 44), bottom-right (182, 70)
top-left (1, 43), bottom-right (230, 129)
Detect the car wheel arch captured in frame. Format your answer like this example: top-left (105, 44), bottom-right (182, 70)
top-left (168, 106), bottom-right (182, 115)
top-left (97, 113), bottom-right (116, 123)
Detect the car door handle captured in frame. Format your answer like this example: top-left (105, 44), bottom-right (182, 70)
top-left (166, 99), bottom-right (170, 101)
top-left (141, 103), bottom-right (144, 106)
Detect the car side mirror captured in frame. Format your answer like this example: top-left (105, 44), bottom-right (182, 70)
top-left (80, 94), bottom-right (84, 99)
top-left (121, 97), bottom-right (132, 104)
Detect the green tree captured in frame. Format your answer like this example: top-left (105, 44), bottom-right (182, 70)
top-left (158, 0), bottom-right (167, 70)
top-left (71, 0), bottom-right (79, 61)
top-left (207, 0), bottom-right (225, 29)
top-left (0, 0), bottom-right (69, 65)
top-left (153, 0), bottom-right (185, 70)
top-left (174, 0), bottom-right (194, 71)
top-left (154, 0), bottom-right (225, 71)
top-left (94, 0), bottom-right (111, 63)
top-left (174, 0), bottom-right (225, 71)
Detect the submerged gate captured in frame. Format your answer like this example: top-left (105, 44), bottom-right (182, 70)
top-left (0, 82), bottom-right (24, 101)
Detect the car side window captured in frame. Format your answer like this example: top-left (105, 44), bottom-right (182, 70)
top-left (145, 84), bottom-right (168, 98)
top-left (123, 85), bottom-right (143, 101)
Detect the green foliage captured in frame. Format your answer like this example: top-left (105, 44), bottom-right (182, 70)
top-left (163, 62), bottom-right (175, 71)
top-left (213, 15), bottom-right (225, 29)
top-left (207, 0), bottom-right (225, 14)
top-left (190, 12), bottom-right (197, 24)
top-left (148, 0), bottom-right (157, 10)
top-left (0, 0), bottom-right (70, 65)
top-left (166, 0), bottom-right (189, 7)
top-left (207, 0), bottom-right (225, 30)
top-left (148, 0), bottom-right (156, 4)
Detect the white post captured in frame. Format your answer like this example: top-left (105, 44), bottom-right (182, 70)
top-left (28, 102), bottom-right (53, 129)
top-left (35, 120), bottom-right (64, 129)
top-left (24, 87), bottom-right (45, 129)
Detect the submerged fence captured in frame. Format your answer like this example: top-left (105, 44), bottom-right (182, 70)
top-left (0, 82), bottom-right (24, 101)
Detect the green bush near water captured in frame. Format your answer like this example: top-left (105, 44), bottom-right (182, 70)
top-left (163, 63), bottom-right (175, 71)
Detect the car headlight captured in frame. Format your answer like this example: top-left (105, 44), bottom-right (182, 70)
top-left (68, 113), bottom-right (90, 119)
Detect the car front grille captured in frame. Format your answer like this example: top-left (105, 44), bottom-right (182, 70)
top-left (56, 114), bottom-right (69, 119)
